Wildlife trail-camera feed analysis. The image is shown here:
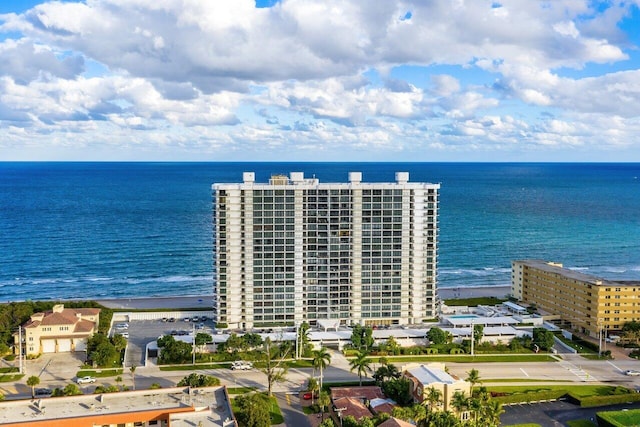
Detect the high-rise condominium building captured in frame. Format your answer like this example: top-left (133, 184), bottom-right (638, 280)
top-left (512, 260), bottom-right (640, 338)
top-left (212, 172), bottom-right (440, 330)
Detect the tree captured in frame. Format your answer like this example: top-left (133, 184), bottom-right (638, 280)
top-left (298, 322), bottom-right (312, 357)
top-left (466, 368), bottom-right (481, 396)
top-left (373, 364), bottom-right (400, 385)
top-left (318, 419), bottom-right (336, 427)
top-left (312, 346), bottom-right (331, 390)
top-left (382, 377), bottom-right (413, 406)
top-left (423, 386), bottom-right (442, 412)
top-left (533, 328), bottom-right (556, 351)
top-left (385, 336), bottom-right (401, 355)
top-left (177, 373), bottom-right (220, 387)
top-left (307, 377), bottom-right (319, 405)
top-left (426, 327), bottom-right (448, 345)
top-left (318, 390), bottom-right (331, 422)
top-left (157, 335), bottom-right (193, 365)
top-left (450, 390), bottom-right (469, 416)
top-left (111, 334), bottom-right (128, 353)
top-left (195, 332), bottom-right (213, 354)
top-left (26, 375), bottom-right (40, 398)
top-left (234, 392), bottom-right (271, 427)
top-left (258, 337), bottom-right (290, 396)
top-left (63, 383), bottom-right (82, 396)
top-left (115, 375), bottom-right (123, 390)
top-left (473, 324), bottom-right (484, 346)
top-left (350, 325), bottom-right (374, 350)
top-left (349, 350), bottom-right (372, 386)
top-left (129, 366), bottom-right (136, 390)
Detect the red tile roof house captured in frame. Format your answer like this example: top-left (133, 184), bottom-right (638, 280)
top-left (14, 304), bottom-right (100, 356)
top-left (329, 386), bottom-right (389, 424)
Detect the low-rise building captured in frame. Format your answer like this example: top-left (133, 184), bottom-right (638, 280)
top-left (14, 304), bottom-right (100, 356)
top-left (402, 363), bottom-right (470, 412)
top-left (512, 260), bottom-right (640, 338)
top-left (0, 386), bottom-right (236, 427)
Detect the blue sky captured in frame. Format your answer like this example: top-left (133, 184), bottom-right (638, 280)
top-left (1, 0), bottom-right (640, 161)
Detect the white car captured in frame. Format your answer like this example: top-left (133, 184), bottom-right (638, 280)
top-left (625, 370), bottom-right (640, 376)
top-left (76, 376), bottom-right (96, 384)
top-left (230, 361), bottom-right (253, 371)
top-left (115, 323), bottom-right (128, 330)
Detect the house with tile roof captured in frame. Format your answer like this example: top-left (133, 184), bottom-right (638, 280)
top-left (15, 304), bottom-right (100, 356)
top-left (378, 417), bottom-right (415, 427)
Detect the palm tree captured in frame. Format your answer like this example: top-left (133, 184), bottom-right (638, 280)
top-left (349, 350), bottom-right (372, 386)
top-left (318, 390), bottom-right (331, 422)
top-left (129, 366), bottom-right (137, 391)
top-left (307, 377), bottom-right (319, 405)
top-left (450, 390), bottom-right (468, 418)
top-left (312, 347), bottom-right (331, 390)
top-left (26, 375), bottom-right (40, 398)
top-left (465, 368), bottom-right (481, 396)
top-left (423, 386), bottom-right (442, 413)
top-left (483, 399), bottom-right (504, 427)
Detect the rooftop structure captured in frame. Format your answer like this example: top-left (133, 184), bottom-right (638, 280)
top-left (212, 171), bottom-right (440, 329)
top-left (0, 386), bottom-right (236, 427)
top-left (14, 304), bottom-right (100, 356)
top-left (402, 363), bottom-right (470, 412)
top-left (512, 260), bottom-right (640, 337)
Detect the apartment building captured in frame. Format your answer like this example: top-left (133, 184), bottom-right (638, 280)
top-left (212, 171), bottom-right (440, 329)
top-left (512, 260), bottom-right (640, 337)
top-left (15, 304), bottom-right (100, 356)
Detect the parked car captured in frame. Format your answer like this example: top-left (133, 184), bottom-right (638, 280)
top-left (76, 376), bottom-right (96, 384)
top-left (115, 323), bottom-right (128, 330)
top-left (303, 392), bottom-right (318, 400)
top-left (625, 370), bottom-right (640, 376)
top-left (34, 388), bottom-right (52, 398)
top-left (120, 332), bottom-right (129, 339)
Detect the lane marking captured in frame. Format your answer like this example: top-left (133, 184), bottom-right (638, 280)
top-left (607, 360), bottom-right (622, 372)
top-left (520, 368), bottom-right (529, 377)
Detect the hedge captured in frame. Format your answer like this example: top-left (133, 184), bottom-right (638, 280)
top-left (568, 392), bottom-right (640, 408)
top-left (492, 390), bottom-right (567, 405)
top-left (597, 408), bottom-right (640, 427)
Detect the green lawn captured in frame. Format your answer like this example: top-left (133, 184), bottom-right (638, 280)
top-left (227, 386), bottom-right (258, 394)
top-left (566, 420), bottom-right (596, 427)
top-left (160, 363), bottom-right (230, 371)
top-left (380, 354), bottom-right (557, 363)
top-left (488, 385), bottom-right (626, 397)
top-left (598, 408), bottom-right (640, 426)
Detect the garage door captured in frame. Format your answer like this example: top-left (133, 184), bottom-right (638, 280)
top-left (42, 339), bottom-right (56, 353)
top-left (57, 339), bottom-right (72, 352)
top-left (74, 338), bottom-right (87, 352)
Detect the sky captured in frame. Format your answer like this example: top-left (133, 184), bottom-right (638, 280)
top-left (1, 1), bottom-right (640, 161)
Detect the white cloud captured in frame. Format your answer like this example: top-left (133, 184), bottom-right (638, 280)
top-left (0, 0), bottom-right (638, 160)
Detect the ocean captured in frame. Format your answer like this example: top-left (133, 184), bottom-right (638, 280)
top-left (1, 162), bottom-right (639, 302)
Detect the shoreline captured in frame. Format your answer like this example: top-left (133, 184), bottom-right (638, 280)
top-left (3, 285), bottom-right (512, 310)
top-left (94, 285), bottom-right (511, 310)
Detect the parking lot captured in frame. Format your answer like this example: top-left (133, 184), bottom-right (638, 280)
top-left (110, 315), bottom-right (217, 367)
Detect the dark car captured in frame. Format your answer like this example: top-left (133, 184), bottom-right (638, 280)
top-left (34, 388), bottom-right (52, 398)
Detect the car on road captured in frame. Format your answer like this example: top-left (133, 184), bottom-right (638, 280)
top-left (230, 361), bottom-right (253, 370)
top-left (76, 376), bottom-right (96, 384)
top-left (34, 388), bottom-right (52, 398)
top-left (625, 370), bottom-right (640, 376)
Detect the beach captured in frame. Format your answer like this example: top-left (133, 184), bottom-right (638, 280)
top-left (96, 285), bottom-right (511, 310)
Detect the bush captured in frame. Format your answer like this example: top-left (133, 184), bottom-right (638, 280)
top-left (570, 392), bottom-right (640, 408)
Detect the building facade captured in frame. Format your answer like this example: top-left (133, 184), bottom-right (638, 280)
top-left (14, 304), bottom-right (100, 356)
top-left (512, 260), bottom-right (640, 337)
top-left (213, 172), bottom-right (440, 329)
top-left (402, 363), bottom-right (470, 413)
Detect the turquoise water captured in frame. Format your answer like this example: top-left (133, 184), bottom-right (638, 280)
top-left (447, 315), bottom-right (480, 319)
top-left (0, 162), bottom-right (639, 301)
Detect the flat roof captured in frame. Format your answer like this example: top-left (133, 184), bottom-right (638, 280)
top-left (515, 260), bottom-right (640, 286)
top-left (503, 301), bottom-right (527, 312)
top-left (406, 364), bottom-right (458, 385)
top-left (0, 387), bottom-right (234, 426)
top-left (443, 315), bottom-right (519, 327)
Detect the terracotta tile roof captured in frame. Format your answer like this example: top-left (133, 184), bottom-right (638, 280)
top-left (74, 308), bottom-right (101, 316)
top-left (74, 319), bottom-right (96, 333)
top-left (330, 386), bottom-right (385, 401)
top-left (23, 306), bottom-right (100, 328)
top-left (378, 417), bottom-right (415, 427)
top-left (41, 311), bottom-right (78, 325)
top-left (333, 397), bottom-right (373, 421)
top-left (370, 401), bottom-right (396, 415)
